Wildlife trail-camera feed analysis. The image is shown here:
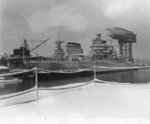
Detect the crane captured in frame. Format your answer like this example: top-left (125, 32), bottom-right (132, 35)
top-left (105, 27), bottom-right (136, 62)
top-left (34, 52), bottom-right (39, 56)
top-left (30, 38), bottom-right (50, 52)
top-left (106, 27), bottom-right (136, 43)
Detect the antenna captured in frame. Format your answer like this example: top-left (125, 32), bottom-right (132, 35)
top-left (58, 27), bottom-right (61, 40)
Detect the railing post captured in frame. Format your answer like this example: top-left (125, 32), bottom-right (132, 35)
top-left (34, 67), bottom-right (39, 103)
top-left (93, 65), bottom-right (97, 86)
top-left (94, 65), bottom-right (96, 80)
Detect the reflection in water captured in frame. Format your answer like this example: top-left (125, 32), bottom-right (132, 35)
top-left (39, 76), bottom-right (93, 87)
top-left (1, 68), bottom-right (150, 96)
top-left (0, 77), bottom-right (35, 95)
top-left (97, 68), bottom-right (150, 83)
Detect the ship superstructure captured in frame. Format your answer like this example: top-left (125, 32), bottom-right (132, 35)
top-left (2, 38), bottom-right (50, 68)
top-left (0, 27), bottom-right (138, 69)
top-left (53, 40), bottom-right (65, 60)
top-left (13, 39), bottom-right (31, 57)
top-left (66, 42), bottom-right (83, 56)
top-left (90, 32), bottom-right (114, 60)
top-left (66, 42), bottom-right (84, 61)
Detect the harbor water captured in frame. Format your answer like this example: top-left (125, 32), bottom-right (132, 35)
top-left (0, 68), bottom-right (150, 96)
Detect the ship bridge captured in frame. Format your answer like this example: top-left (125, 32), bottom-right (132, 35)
top-left (90, 32), bottom-right (114, 60)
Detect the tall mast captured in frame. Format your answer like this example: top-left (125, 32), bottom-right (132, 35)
top-left (58, 26), bottom-right (61, 41)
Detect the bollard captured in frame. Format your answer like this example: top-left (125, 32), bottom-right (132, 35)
top-left (34, 67), bottom-right (39, 103)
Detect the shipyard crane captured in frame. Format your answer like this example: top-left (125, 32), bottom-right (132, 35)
top-left (105, 27), bottom-right (136, 62)
top-left (29, 38), bottom-right (50, 52)
top-left (106, 27), bottom-right (136, 42)
top-left (34, 52), bottom-right (39, 56)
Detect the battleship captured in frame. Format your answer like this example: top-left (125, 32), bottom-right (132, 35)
top-left (0, 27), bottom-right (144, 72)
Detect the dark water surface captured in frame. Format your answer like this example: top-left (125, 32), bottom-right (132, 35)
top-left (1, 68), bottom-right (150, 96)
top-left (97, 68), bottom-right (150, 83)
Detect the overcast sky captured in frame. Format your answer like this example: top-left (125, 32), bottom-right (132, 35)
top-left (1, 0), bottom-right (150, 59)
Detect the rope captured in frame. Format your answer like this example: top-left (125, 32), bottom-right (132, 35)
top-left (1, 65), bottom-right (150, 101)
top-left (0, 68), bottom-right (35, 77)
top-left (1, 77), bottom-right (150, 101)
top-left (37, 68), bottom-right (52, 72)
top-left (0, 67), bottom-right (93, 100)
top-left (0, 89), bottom-right (35, 100)
top-left (0, 81), bottom-right (93, 100)
top-left (87, 67), bottom-right (94, 70)
top-left (92, 78), bottom-right (150, 85)
top-left (95, 65), bottom-right (150, 69)
top-left (38, 81), bottom-right (93, 90)
top-left (38, 68), bottom-right (94, 74)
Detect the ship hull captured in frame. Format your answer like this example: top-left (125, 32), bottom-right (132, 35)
top-left (26, 60), bottom-right (140, 70)
top-left (26, 61), bottom-right (95, 70)
top-left (38, 70), bottom-right (94, 80)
